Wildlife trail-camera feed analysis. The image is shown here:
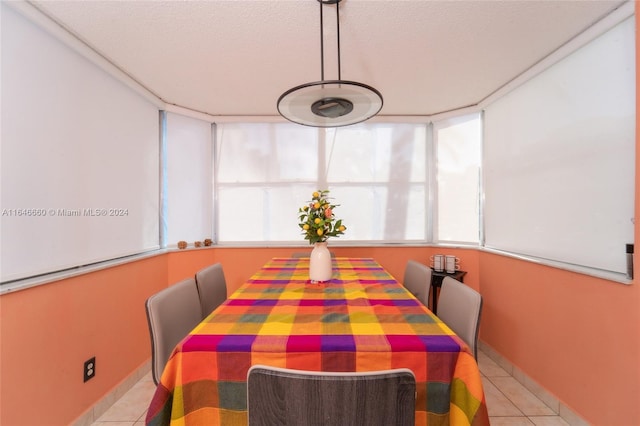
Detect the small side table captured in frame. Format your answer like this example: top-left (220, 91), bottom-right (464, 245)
top-left (430, 270), bottom-right (467, 315)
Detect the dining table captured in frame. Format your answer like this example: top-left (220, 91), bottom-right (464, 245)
top-left (145, 257), bottom-right (489, 426)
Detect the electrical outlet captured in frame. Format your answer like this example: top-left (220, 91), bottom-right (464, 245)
top-left (84, 357), bottom-right (96, 382)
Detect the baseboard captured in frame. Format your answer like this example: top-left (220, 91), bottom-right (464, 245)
top-left (71, 360), bottom-right (151, 426)
top-left (478, 341), bottom-right (589, 426)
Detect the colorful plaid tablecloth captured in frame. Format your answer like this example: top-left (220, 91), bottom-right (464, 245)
top-left (146, 257), bottom-right (489, 426)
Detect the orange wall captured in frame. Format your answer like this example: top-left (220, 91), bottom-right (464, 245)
top-left (479, 253), bottom-right (639, 424)
top-left (0, 255), bottom-right (168, 425)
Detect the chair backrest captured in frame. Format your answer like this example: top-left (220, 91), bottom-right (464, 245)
top-left (195, 263), bottom-right (227, 318)
top-left (402, 260), bottom-right (432, 307)
top-left (437, 277), bottom-right (483, 359)
top-left (145, 278), bottom-right (203, 385)
top-left (247, 366), bottom-right (416, 426)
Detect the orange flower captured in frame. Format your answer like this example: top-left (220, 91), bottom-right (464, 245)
top-left (297, 189), bottom-right (345, 244)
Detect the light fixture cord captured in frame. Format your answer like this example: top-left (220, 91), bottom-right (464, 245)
top-left (336, 1), bottom-right (341, 80)
top-left (319, 1), bottom-right (342, 81)
top-left (319, 1), bottom-right (325, 81)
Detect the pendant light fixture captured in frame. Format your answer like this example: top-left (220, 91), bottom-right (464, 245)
top-left (277, 0), bottom-right (383, 128)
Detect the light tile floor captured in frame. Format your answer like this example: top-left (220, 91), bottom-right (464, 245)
top-left (91, 348), bottom-right (570, 425)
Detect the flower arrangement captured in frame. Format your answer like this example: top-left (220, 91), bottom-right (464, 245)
top-left (298, 190), bottom-right (346, 244)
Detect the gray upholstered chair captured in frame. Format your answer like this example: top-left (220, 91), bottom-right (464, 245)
top-left (437, 277), bottom-right (483, 359)
top-left (195, 263), bottom-right (227, 319)
top-left (402, 260), bottom-right (432, 307)
top-left (145, 278), bottom-right (203, 385)
top-left (247, 366), bottom-right (416, 426)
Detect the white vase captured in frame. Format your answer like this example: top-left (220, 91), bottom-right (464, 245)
top-left (309, 241), bottom-right (332, 282)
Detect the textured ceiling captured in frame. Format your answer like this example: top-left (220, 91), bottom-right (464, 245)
top-left (30, 0), bottom-right (628, 117)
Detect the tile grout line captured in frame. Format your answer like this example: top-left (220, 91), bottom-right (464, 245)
top-left (482, 373), bottom-right (527, 419)
top-left (479, 343), bottom-right (559, 414)
top-left (479, 342), bottom-right (589, 426)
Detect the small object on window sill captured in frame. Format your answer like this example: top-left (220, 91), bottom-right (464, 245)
top-left (204, 238), bottom-right (213, 246)
top-left (194, 241), bottom-right (202, 248)
top-left (177, 241), bottom-right (188, 249)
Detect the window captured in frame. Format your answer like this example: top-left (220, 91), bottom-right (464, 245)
top-left (483, 17), bottom-right (635, 274)
top-left (324, 124), bottom-right (428, 241)
top-left (215, 122), bottom-right (431, 243)
top-left (1, 4), bottom-right (160, 283)
top-left (215, 123), bottom-right (319, 242)
top-left (163, 112), bottom-right (214, 246)
top-left (434, 113), bottom-right (482, 243)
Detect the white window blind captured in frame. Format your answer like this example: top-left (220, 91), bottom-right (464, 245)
top-left (164, 112), bottom-right (213, 247)
top-left (215, 122), bottom-right (429, 243)
top-left (1, 4), bottom-right (160, 282)
top-left (434, 113), bottom-right (482, 243)
top-left (325, 124), bottom-right (428, 241)
top-left (483, 16), bottom-right (635, 273)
